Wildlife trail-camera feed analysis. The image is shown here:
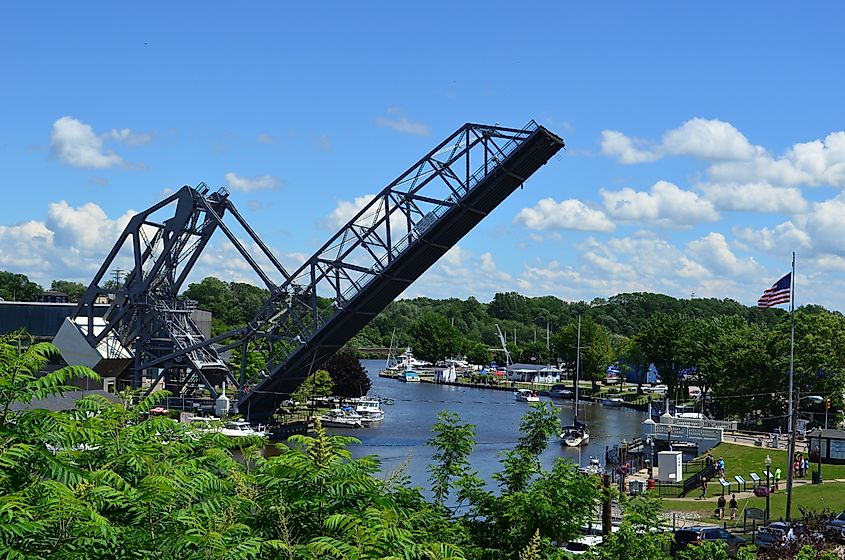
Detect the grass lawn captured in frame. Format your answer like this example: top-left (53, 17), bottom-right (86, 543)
top-left (661, 480), bottom-right (845, 521)
top-left (701, 442), bottom-right (845, 481)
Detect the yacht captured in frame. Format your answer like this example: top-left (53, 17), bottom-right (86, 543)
top-left (399, 370), bottom-right (420, 382)
top-left (515, 388), bottom-right (540, 402)
top-left (355, 397), bottom-right (385, 424)
top-left (220, 419), bottom-right (269, 438)
top-left (319, 407), bottom-right (364, 428)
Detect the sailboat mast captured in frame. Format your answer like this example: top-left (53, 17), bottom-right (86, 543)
top-left (575, 314), bottom-right (581, 420)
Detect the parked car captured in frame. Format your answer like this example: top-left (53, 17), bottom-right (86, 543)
top-left (754, 522), bottom-right (801, 549)
top-left (671, 527), bottom-right (746, 557)
top-left (825, 510), bottom-right (845, 543)
top-left (646, 384), bottom-right (668, 394)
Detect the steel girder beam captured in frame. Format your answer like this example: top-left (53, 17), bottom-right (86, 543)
top-left (239, 121), bottom-right (565, 420)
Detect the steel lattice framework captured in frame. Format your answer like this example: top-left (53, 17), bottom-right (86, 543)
top-left (66, 121), bottom-right (564, 419)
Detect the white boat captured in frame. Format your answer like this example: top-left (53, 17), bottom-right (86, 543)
top-left (515, 388), bottom-right (540, 402)
top-left (190, 417), bottom-right (268, 438)
top-left (548, 384), bottom-right (574, 399)
top-left (562, 316), bottom-right (590, 447)
top-left (219, 419), bottom-right (268, 438)
top-left (601, 394), bottom-right (624, 407)
top-left (561, 423), bottom-right (590, 447)
top-left (355, 397), bottom-right (385, 424)
top-left (579, 457), bottom-right (603, 476)
top-left (319, 407), bottom-right (364, 428)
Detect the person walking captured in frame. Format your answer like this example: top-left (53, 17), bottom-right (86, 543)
top-left (717, 494), bottom-right (726, 519)
top-left (774, 466), bottom-right (782, 491)
top-left (699, 478), bottom-right (708, 499)
top-left (729, 494), bottom-right (738, 520)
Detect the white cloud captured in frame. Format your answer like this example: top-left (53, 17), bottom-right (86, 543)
top-left (322, 194), bottom-right (377, 230)
top-left (513, 198), bottom-right (615, 232)
top-left (698, 182), bottom-right (808, 213)
top-left (602, 118), bottom-right (760, 164)
top-left (685, 232), bottom-right (760, 277)
top-left (662, 118), bottom-right (760, 160)
top-left (601, 181), bottom-right (719, 227)
top-left (733, 221), bottom-right (811, 253)
top-left (103, 128), bottom-right (154, 146)
top-left (600, 130), bottom-right (658, 163)
top-left (803, 193), bottom-right (845, 255)
top-left (225, 172), bottom-right (281, 192)
top-left (375, 108), bottom-right (430, 136)
top-left (707, 131), bottom-right (845, 188)
top-left (50, 116), bottom-right (124, 168)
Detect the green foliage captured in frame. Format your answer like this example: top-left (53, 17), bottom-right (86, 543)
top-left (291, 369), bottom-right (334, 403)
top-left (408, 313), bottom-right (463, 364)
top-left (427, 411), bottom-right (476, 508)
top-left (0, 271), bottom-right (42, 302)
top-left (322, 353), bottom-right (372, 397)
top-left (50, 280), bottom-right (86, 302)
top-left (552, 316), bottom-right (613, 389)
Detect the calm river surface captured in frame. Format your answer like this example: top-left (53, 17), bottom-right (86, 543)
top-left (325, 360), bottom-right (648, 492)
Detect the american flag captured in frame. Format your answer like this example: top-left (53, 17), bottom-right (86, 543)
top-left (757, 272), bottom-right (791, 308)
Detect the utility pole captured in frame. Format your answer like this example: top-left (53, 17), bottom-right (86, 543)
top-left (601, 473), bottom-right (612, 535)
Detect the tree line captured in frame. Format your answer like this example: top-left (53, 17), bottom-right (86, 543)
top-left (3, 270), bottom-right (843, 427)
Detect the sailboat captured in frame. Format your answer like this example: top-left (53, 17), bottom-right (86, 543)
top-left (561, 315), bottom-right (590, 447)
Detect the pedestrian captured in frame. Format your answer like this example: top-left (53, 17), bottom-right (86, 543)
top-left (774, 467), bottom-right (782, 491)
top-left (717, 457), bottom-right (725, 476)
top-left (804, 456), bottom-right (810, 476)
top-left (699, 478), bottom-right (708, 499)
top-left (729, 494), bottom-right (738, 520)
top-left (717, 494), bottom-right (726, 519)
top-left (706, 453), bottom-right (714, 470)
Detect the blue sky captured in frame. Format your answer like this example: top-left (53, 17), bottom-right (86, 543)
top-left (3, 3), bottom-right (845, 310)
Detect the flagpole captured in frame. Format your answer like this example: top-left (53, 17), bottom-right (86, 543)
top-left (785, 251), bottom-right (796, 521)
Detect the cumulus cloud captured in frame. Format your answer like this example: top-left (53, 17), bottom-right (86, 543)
top-left (375, 108), bottom-right (430, 136)
top-left (685, 232), bottom-right (760, 276)
top-left (733, 221), bottom-right (812, 253)
top-left (601, 181), bottom-right (719, 227)
top-left (803, 193), bottom-right (845, 255)
top-left (600, 130), bottom-right (658, 163)
top-left (50, 116), bottom-right (125, 168)
top-left (321, 194), bottom-right (377, 230)
top-left (602, 118), bottom-right (760, 164)
top-left (225, 172), bottom-right (282, 192)
top-left (513, 198), bottom-right (615, 232)
top-left (662, 118), bottom-right (760, 160)
top-left (698, 182), bottom-right (808, 213)
top-left (709, 131), bottom-right (845, 188)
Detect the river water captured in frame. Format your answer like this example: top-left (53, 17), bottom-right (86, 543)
top-left (325, 360), bottom-right (648, 492)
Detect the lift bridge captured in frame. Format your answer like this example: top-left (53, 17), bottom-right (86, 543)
top-left (55, 121), bottom-right (564, 421)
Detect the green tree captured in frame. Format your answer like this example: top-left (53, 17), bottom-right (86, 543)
top-left (409, 313), bottom-right (463, 363)
top-left (464, 340), bottom-right (492, 367)
top-left (322, 353), bottom-right (371, 397)
top-left (552, 316), bottom-right (613, 390)
top-left (427, 411), bottom-right (476, 508)
top-left (291, 369), bottom-right (334, 403)
top-left (0, 271), bottom-right (42, 302)
top-left (49, 280), bottom-right (86, 302)
top-left (632, 313), bottom-right (689, 399)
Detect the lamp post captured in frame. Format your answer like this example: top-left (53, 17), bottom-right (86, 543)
top-left (764, 454), bottom-right (772, 523)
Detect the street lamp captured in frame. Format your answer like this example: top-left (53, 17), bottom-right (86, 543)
top-left (764, 454), bottom-right (772, 523)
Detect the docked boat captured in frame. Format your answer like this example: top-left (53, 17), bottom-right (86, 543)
top-left (548, 384), bottom-right (574, 399)
top-left (399, 370), bottom-right (420, 382)
top-left (319, 407), bottom-right (364, 428)
top-left (580, 457), bottom-right (603, 476)
top-left (561, 423), bottom-right (590, 447)
top-left (515, 388), bottom-right (540, 402)
top-left (601, 394), bottom-right (624, 407)
top-left (220, 419), bottom-right (269, 438)
top-left (355, 397), bottom-right (385, 424)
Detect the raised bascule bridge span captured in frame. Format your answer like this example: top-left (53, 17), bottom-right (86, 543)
top-left (56, 121), bottom-right (565, 422)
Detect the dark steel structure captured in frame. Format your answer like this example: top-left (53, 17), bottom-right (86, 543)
top-left (66, 121), bottom-right (564, 421)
